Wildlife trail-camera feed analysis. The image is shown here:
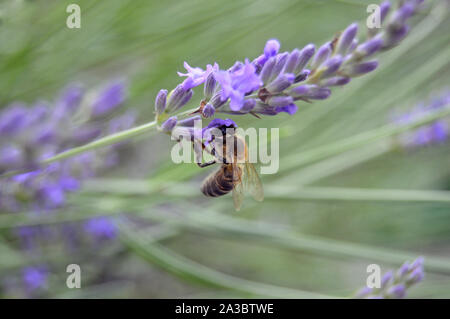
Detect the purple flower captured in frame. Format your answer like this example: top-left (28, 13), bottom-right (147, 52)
top-left (214, 59), bottom-right (262, 111)
top-left (178, 62), bottom-right (219, 90)
top-left (91, 81), bottom-right (126, 118)
top-left (84, 217), bottom-right (117, 240)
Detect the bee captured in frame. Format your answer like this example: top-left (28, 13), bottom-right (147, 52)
top-left (196, 122), bottom-right (264, 211)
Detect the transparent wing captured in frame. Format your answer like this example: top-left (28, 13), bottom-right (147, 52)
top-left (243, 162), bottom-right (264, 202)
top-left (231, 164), bottom-right (244, 211)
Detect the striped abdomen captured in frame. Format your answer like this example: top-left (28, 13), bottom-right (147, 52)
top-left (201, 165), bottom-right (234, 197)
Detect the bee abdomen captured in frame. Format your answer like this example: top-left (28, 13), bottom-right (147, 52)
top-left (201, 166), bottom-right (234, 197)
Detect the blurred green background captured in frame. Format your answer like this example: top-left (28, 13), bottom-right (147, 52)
top-left (1, 0), bottom-right (450, 298)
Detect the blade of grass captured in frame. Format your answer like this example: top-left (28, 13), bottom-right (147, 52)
top-left (117, 219), bottom-right (337, 299)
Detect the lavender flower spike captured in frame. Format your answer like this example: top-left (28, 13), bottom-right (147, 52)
top-left (355, 256), bottom-right (425, 299)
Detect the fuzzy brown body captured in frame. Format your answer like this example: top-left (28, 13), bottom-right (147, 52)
top-left (201, 164), bottom-right (239, 197)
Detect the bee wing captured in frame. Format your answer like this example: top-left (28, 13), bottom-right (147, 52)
top-left (232, 164), bottom-right (245, 211)
top-left (231, 162), bottom-right (264, 211)
top-left (243, 162), bottom-right (264, 202)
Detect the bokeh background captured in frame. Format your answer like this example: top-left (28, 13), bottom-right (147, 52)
top-left (0, 0), bottom-right (449, 298)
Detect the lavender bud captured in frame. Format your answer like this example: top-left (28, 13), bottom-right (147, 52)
top-left (91, 81), bottom-right (126, 118)
top-left (57, 84), bottom-right (84, 115)
top-left (203, 73), bottom-right (217, 99)
top-left (336, 23), bottom-right (358, 55)
top-left (389, 3), bottom-right (414, 29)
top-left (269, 52), bottom-right (289, 82)
top-left (266, 73), bottom-right (295, 93)
top-left (294, 69), bottom-right (310, 83)
top-left (289, 85), bottom-right (331, 100)
top-left (32, 125), bottom-right (56, 145)
top-left (242, 99), bottom-right (256, 112)
top-left (166, 85), bottom-right (193, 113)
top-left (380, 1), bottom-right (391, 23)
top-left (323, 76), bottom-right (350, 86)
top-left (275, 103), bottom-right (298, 115)
top-left (348, 39), bottom-right (358, 53)
top-left (410, 257), bottom-right (424, 270)
top-left (0, 104), bottom-right (27, 135)
top-left (355, 287), bottom-right (373, 298)
top-left (355, 36), bottom-right (383, 58)
top-left (260, 56), bottom-right (276, 85)
top-left (252, 54), bottom-right (267, 73)
top-left (384, 24), bottom-right (410, 48)
top-left (310, 43), bottom-right (331, 70)
top-left (387, 284), bottom-right (406, 299)
top-left (155, 89), bottom-right (168, 115)
top-left (397, 261), bottom-right (410, 278)
top-left (177, 115), bottom-right (201, 127)
top-left (321, 55), bottom-right (343, 77)
top-left (72, 125), bottom-right (102, 145)
top-left (381, 270), bottom-right (393, 288)
top-left (210, 92), bottom-right (227, 109)
top-left (264, 39), bottom-right (280, 57)
top-left (406, 267), bottom-right (424, 285)
top-left (0, 145), bottom-right (24, 170)
top-left (284, 49), bottom-right (301, 74)
top-left (202, 103), bottom-right (215, 118)
top-left (341, 60), bottom-right (378, 77)
top-left (252, 102), bottom-right (278, 116)
top-left (161, 116), bottom-right (177, 133)
top-left (266, 96), bottom-right (294, 107)
top-left (294, 44), bottom-right (315, 74)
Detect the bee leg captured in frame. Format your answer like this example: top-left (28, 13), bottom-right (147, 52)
top-left (197, 160), bottom-right (216, 168)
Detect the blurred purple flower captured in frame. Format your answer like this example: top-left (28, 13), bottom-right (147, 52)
top-left (84, 217), bottom-right (117, 240)
top-left (23, 267), bottom-right (48, 291)
top-left (91, 81), bottom-right (126, 118)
